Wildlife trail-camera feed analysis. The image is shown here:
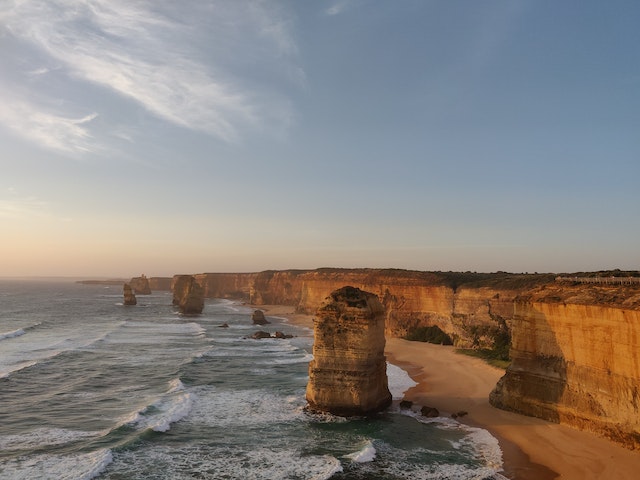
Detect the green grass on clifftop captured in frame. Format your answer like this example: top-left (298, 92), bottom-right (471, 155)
top-left (456, 349), bottom-right (511, 370)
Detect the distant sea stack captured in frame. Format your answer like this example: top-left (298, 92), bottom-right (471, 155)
top-left (252, 310), bottom-right (270, 325)
top-left (172, 275), bottom-right (205, 314)
top-left (123, 283), bottom-right (137, 306)
top-left (306, 286), bottom-right (392, 416)
top-left (130, 274), bottom-right (152, 295)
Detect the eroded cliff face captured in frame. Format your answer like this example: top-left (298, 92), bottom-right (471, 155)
top-left (130, 275), bottom-right (151, 295)
top-left (172, 275), bottom-right (205, 314)
top-left (306, 286), bottom-right (392, 416)
top-left (194, 273), bottom-right (257, 300)
top-left (490, 286), bottom-right (640, 449)
top-left (247, 269), bottom-right (522, 349)
top-left (176, 269), bottom-right (535, 349)
top-left (148, 277), bottom-right (172, 291)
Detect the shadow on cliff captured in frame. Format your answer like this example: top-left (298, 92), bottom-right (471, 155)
top-left (489, 301), bottom-right (568, 425)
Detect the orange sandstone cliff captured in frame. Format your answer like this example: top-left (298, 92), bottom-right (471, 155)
top-left (490, 283), bottom-right (640, 449)
top-left (180, 268), bottom-right (640, 448)
top-left (246, 269), bottom-right (544, 349)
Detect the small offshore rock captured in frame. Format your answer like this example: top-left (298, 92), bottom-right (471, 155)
top-left (420, 406), bottom-right (440, 418)
top-left (399, 400), bottom-right (413, 410)
top-left (251, 330), bottom-right (272, 339)
top-left (274, 331), bottom-right (294, 339)
top-left (218, 323), bottom-right (229, 328)
top-left (252, 310), bottom-right (270, 325)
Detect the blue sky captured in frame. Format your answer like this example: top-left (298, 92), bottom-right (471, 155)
top-left (1, 0), bottom-right (638, 277)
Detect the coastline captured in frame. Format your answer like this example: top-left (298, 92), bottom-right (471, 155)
top-left (256, 304), bottom-right (640, 480)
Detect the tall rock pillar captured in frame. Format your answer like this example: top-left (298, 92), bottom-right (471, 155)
top-left (171, 275), bottom-right (205, 314)
top-left (306, 286), bottom-right (392, 416)
top-left (123, 283), bottom-right (137, 306)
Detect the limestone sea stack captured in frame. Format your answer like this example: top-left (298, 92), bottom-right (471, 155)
top-left (123, 283), bottom-right (137, 306)
top-left (172, 275), bottom-right (205, 314)
top-left (306, 286), bottom-right (392, 416)
top-left (130, 274), bottom-right (151, 295)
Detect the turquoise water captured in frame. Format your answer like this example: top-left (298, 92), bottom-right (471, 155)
top-left (0, 280), bottom-right (506, 479)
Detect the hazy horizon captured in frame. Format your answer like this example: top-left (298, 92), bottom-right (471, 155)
top-left (2, 1), bottom-right (638, 277)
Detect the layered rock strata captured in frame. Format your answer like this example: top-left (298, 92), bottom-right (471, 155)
top-left (490, 291), bottom-right (640, 450)
top-left (159, 269), bottom-right (640, 448)
top-left (172, 275), bottom-right (205, 314)
top-left (306, 286), bottom-right (392, 416)
top-left (123, 283), bottom-right (137, 306)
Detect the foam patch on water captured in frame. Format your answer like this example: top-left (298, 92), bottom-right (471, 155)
top-left (186, 386), bottom-right (307, 428)
top-left (347, 440), bottom-right (502, 480)
top-left (105, 445), bottom-right (341, 480)
top-left (453, 424), bottom-right (504, 472)
top-left (258, 352), bottom-right (313, 365)
top-left (0, 428), bottom-right (100, 450)
top-left (122, 321), bottom-right (206, 336)
top-left (345, 440), bottom-right (376, 463)
top-left (126, 379), bottom-right (194, 433)
top-left (0, 448), bottom-right (112, 480)
top-left (387, 362), bottom-right (418, 399)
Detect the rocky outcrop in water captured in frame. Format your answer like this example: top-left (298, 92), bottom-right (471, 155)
top-left (306, 286), bottom-right (392, 416)
top-left (252, 310), bottom-right (269, 325)
top-left (123, 283), bottom-right (137, 306)
top-left (130, 274), bottom-right (151, 295)
top-left (172, 275), bottom-right (205, 314)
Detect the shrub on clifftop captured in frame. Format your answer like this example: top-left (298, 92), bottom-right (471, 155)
top-left (404, 325), bottom-right (453, 345)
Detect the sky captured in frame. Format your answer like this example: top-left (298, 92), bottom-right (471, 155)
top-left (1, 0), bottom-right (639, 277)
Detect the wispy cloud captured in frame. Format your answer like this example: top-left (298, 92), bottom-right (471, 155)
top-left (0, 0), bottom-right (300, 150)
top-left (0, 97), bottom-right (99, 154)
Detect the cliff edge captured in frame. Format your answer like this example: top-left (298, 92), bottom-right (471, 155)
top-left (490, 283), bottom-right (640, 450)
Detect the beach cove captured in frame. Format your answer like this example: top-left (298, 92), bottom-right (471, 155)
top-left (263, 305), bottom-right (640, 480)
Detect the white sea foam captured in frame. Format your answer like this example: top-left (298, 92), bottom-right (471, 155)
top-left (186, 386), bottom-right (306, 428)
top-left (0, 448), bottom-right (112, 480)
top-left (128, 379), bottom-right (194, 433)
top-left (454, 424), bottom-right (504, 471)
top-left (106, 445), bottom-right (341, 480)
top-left (345, 440), bottom-right (377, 463)
top-left (265, 352), bottom-right (314, 365)
top-left (0, 328), bottom-right (26, 341)
top-left (123, 321), bottom-right (206, 336)
top-left (0, 427), bottom-right (100, 450)
top-left (387, 362), bottom-right (418, 399)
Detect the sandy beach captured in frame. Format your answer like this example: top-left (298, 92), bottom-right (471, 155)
top-left (259, 304), bottom-right (640, 480)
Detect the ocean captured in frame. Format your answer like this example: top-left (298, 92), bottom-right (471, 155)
top-left (0, 280), bottom-right (506, 479)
